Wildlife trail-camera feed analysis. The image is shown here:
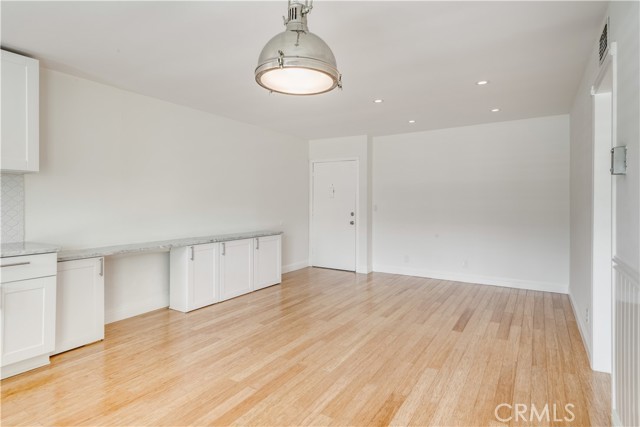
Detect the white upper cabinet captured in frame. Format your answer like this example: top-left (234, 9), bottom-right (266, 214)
top-left (1, 50), bottom-right (39, 173)
top-left (254, 235), bottom-right (282, 290)
top-left (219, 239), bottom-right (254, 301)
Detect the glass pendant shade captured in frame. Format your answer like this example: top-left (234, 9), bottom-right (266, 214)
top-left (255, 2), bottom-right (341, 95)
top-left (258, 68), bottom-right (335, 95)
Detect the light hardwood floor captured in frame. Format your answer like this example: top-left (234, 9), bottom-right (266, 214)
top-left (1, 268), bottom-right (610, 426)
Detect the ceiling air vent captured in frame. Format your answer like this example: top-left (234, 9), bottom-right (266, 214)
top-left (599, 18), bottom-right (609, 64)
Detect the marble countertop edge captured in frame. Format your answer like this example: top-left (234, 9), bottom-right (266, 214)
top-left (56, 230), bottom-right (283, 262)
top-left (1, 242), bottom-right (62, 258)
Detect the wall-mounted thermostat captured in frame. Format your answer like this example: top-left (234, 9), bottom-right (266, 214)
top-left (610, 146), bottom-right (627, 175)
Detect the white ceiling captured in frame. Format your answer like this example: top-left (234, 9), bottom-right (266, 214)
top-left (2, 1), bottom-right (607, 139)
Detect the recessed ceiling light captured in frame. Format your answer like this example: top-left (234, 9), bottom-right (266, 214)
top-left (373, 99), bottom-right (384, 104)
top-left (476, 80), bottom-right (489, 85)
top-left (491, 108), bottom-right (500, 112)
top-left (408, 120), bottom-right (416, 124)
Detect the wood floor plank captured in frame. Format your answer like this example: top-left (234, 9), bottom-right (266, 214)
top-left (0, 268), bottom-right (610, 426)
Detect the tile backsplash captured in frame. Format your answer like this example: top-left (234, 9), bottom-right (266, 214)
top-left (1, 173), bottom-right (25, 243)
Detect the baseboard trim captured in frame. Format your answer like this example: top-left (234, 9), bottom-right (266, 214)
top-left (106, 299), bottom-right (168, 324)
top-left (1, 354), bottom-right (50, 379)
top-left (282, 260), bottom-right (309, 274)
top-left (611, 409), bottom-right (622, 427)
top-left (356, 264), bottom-right (373, 274)
top-left (568, 291), bottom-right (593, 368)
top-left (373, 265), bottom-right (568, 294)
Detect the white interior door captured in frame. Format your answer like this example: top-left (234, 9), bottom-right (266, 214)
top-left (311, 160), bottom-right (357, 271)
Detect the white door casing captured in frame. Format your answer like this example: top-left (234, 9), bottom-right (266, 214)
top-left (590, 52), bottom-right (614, 373)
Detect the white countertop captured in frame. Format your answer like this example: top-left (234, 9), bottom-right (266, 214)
top-left (1, 242), bottom-right (61, 258)
top-left (57, 230), bottom-right (282, 262)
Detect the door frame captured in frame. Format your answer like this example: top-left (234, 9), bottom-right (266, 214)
top-left (309, 158), bottom-right (360, 271)
top-left (589, 51), bottom-right (617, 373)
top-left (591, 42), bottom-right (619, 416)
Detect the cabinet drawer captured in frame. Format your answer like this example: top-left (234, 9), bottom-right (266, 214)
top-left (1, 253), bottom-right (56, 283)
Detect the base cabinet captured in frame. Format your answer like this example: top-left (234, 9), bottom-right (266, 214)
top-left (170, 243), bottom-right (219, 312)
top-left (53, 258), bottom-right (105, 355)
top-left (1, 277), bottom-right (56, 368)
top-left (1, 253), bottom-right (57, 379)
top-left (169, 235), bottom-right (282, 313)
top-left (254, 235), bottom-right (282, 290)
top-left (220, 239), bottom-right (254, 301)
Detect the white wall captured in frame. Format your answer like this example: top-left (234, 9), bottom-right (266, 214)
top-left (373, 115), bottom-right (570, 293)
top-left (608, 4), bottom-right (639, 424)
top-left (569, 2), bottom-right (640, 380)
top-left (608, 1), bottom-right (639, 268)
top-left (25, 69), bottom-right (309, 322)
top-left (309, 135), bottom-right (372, 273)
top-left (607, 3), bottom-right (639, 424)
top-left (569, 47), bottom-right (598, 358)
top-left (104, 252), bottom-right (169, 323)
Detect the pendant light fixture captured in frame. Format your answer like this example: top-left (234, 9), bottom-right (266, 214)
top-left (255, 0), bottom-right (341, 95)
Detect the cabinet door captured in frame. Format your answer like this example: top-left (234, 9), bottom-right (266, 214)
top-left (54, 258), bottom-right (104, 355)
top-left (1, 276), bottom-right (55, 366)
top-left (254, 235), bottom-right (282, 290)
top-left (219, 239), bottom-right (254, 301)
top-left (1, 50), bottom-right (39, 172)
top-left (189, 244), bottom-right (219, 310)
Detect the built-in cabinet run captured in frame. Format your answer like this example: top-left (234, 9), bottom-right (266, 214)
top-left (170, 235), bottom-right (281, 313)
top-left (0, 253), bottom-right (57, 379)
top-left (1, 49), bottom-right (39, 173)
top-left (0, 232), bottom-right (281, 378)
top-left (53, 258), bottom-right (105, 355)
